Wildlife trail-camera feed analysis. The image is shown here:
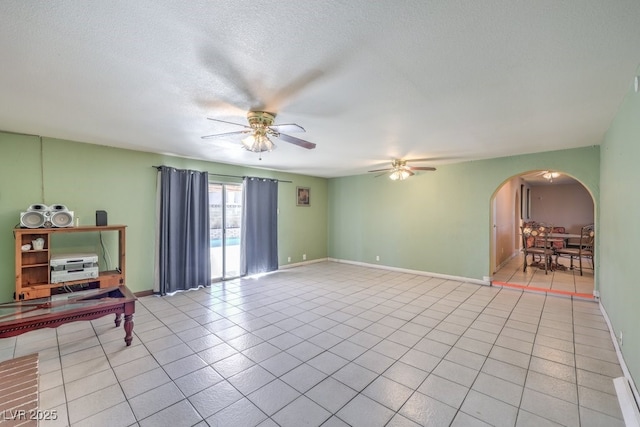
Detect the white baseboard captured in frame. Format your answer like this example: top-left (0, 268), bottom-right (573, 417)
top-left (599, 301), bottom-right (640, 422)
top-left (327, 258), bottom-right (491, 286)
top-left (279, 257), bottom-right (329, 270)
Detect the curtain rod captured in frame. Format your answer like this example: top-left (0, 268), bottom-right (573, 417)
top-left (152, 166), bottom-right (292, 183)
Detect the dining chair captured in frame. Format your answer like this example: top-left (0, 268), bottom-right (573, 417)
top-left (555, 225), bottom-right (594, 276)
top-left (521, 225), bottom-right (555, 274)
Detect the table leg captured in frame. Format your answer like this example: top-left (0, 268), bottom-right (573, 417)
top-left (115, 313), bottom-right (122, 327)
top-left (124, 314), bottom-right (134, 346)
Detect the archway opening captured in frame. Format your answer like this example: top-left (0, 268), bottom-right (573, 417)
top-left (490, 170), bottom-right (596, 298)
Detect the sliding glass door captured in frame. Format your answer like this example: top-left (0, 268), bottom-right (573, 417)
top-left (209, 182), bottom-right (243, 280)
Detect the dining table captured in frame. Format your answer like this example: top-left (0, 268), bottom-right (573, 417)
top-left (543, 233), bottom-right (583, 270)
top-left (549, 233), bottom-right (582, 239)
top-left (529, 232), bottom-right (582, 271)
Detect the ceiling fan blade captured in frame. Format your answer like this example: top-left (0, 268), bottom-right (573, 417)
top-left (200, 47), bottom-right (265, 110)
top-left (201, 130), bottom-right (250, 140)
top-left (374, 172), bottom-right (390, 178)
top-left (268, 69), bottom-right (326, 110)
top-left (409, 167), bottom-right (437, 171)
top-left (368, 168), bottom-right (392, 173)
top-left (206, 117), bottom-right (251, 128)
top-left (269, 123), bottom-right (306, 133)
top-left (276, 133), bottom-right (316, 149)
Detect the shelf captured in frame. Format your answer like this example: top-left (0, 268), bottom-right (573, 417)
top-left (14, 225), bottom-right (126, 301)
top-left (100, 270), bottom-right (121, 276)
top-left (21, 281), bottom-right (49, 287)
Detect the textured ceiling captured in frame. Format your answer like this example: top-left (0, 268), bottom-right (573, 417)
top-left (1, 1), bottom-right (639, 178)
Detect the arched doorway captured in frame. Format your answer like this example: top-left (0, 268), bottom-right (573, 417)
top-left (490, 170), bottom-right (596, 298)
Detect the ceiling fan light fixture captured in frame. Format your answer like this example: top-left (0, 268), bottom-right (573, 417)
top-left (389, 168), bottom-right (411, 181)
top-left (368, 158), bottom-right (436, 180)
top-left (542, 171), bottom-right (560, 181)
top-left (241, 133), bottom-right (274, 152)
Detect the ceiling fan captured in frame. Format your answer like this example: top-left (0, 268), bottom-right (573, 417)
top-left (540, 170), bottom-right (560, 182)
top-left (368, 159), bottom-right (437, 180)
top-left (201, 111), bottom-right (316, 153)
top-left (523, 170), bottom-right (563, 183)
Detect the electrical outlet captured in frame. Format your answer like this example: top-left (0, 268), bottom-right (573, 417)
top-left (376, 255), bottom-right (380, 261)
top-left (619, 331), bottom-right (623, 347)
top-left (287, 256), bottom-right (291, 263)
top-left (302, 254), bottom-right (306, 260)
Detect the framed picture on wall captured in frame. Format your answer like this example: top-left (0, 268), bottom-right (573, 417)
top-left (296, 187), bottom-right (310, 206)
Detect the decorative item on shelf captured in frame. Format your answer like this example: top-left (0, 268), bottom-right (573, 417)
top-left (31, 238), bottom-right (45, 250)
top-left (19, 204), bottom-right (74, 228)
top-left (21, 244), bottom-right (31, 251)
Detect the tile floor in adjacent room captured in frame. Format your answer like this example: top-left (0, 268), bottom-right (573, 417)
top-left (492, 253), bottom-right (595, 298)
top-left (0, 261), bottom-right (624, 426)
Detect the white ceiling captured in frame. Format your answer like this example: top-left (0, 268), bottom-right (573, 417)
top-left (1, 1), bottom-right (639, 178)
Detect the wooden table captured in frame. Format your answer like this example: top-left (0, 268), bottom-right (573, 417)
top-left (0, 285), bottom-right (136, 346)
top-left (529, 233), bottom-right (583, 271)
top-left (540, 233), bottom-right (583, 271)
top-left (548, 232), bottom-right (581, 240)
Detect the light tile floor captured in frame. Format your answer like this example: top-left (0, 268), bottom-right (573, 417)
top-left (493, 253), bottom-right (594, 297)
top-left (0, 261), bottom-right (623, 426)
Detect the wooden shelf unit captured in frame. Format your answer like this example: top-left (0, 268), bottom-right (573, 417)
top-left (14, 225), bottom-right (126, 300)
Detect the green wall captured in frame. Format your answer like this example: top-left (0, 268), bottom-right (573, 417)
top-left (5, 110), bottom-right (637, 387)
top-left (600, 72), bottom-right (640, 384)
top-left (0, 133), bottom-right (328, 302)
top-left (328, 146), bottom-right (600, 282)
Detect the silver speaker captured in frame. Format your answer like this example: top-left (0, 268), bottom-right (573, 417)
top-left (28, 204), bottom-right (49, 212)
top-left (20, 211), bottom-right (46, 228)
top-left (50, 211), bottom-right (74, 227)
top-left (49, 204), bottom-right (68, 212)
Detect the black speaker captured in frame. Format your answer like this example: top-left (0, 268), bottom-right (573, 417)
top-left (96, 210), bottom-right (108, 226)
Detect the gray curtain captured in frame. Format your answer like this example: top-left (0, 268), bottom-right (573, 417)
top-left (156, 166), bottom-right (210, 295)
top-left (241, 177), bottom-right (278, 275)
